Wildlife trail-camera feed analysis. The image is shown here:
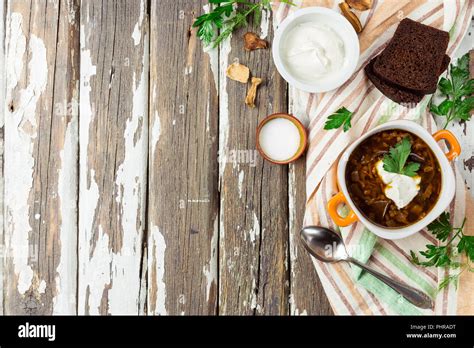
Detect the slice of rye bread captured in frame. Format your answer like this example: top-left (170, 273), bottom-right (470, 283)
top-left (373, 18), bottom-right (449, 94)
top-left (365, 59), bottom-right (423, 104)
top-left (439, 54), bottom-right (451, 74)
top-left (365, 55), bottom-right (451, 105)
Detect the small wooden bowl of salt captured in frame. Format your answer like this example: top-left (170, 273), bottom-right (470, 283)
top-left (256, 113), bottom-right (307, 164)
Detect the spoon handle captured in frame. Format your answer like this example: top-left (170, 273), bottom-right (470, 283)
top-left (348, 257), bottom-right (434, 309)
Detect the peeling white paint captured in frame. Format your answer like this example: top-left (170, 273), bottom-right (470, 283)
top-left (148, 42), bottom-right (166, 314)
top-left (28, 37), bottom-right (48, 96)
top-left (202, 5), bottom-right (219, 89)
top-left (217, 32), bottom-right (232, 311)
top-left (78, 23), bottom-right (98, 237)
top-left (78, 162), bottom-right (101, 313)
top-left (184, 66), bottom-right (193, 75)
top-left (151, 115), bottom-right (161, 155)
top-left (259, 8), bottom-right (270, 39)
top-left (81, 226), bottom-right (112, 314)
top-left (203, 215), bottom-right (218, 302)
top-left (16, 268), bottom-right (33, 295)
top-left (291, 295), bottom-right (308, 315)
top-left (238, 170), bottom-right (244, 199)
top-left (65, 0), bottom-right (77, 25)
top-left (132, 25), bottom-right (141, 46)
top-left (206, 91), bottom-right (210, 133)
top-left (149, 226), bottom-right (167, 315)
top-left (6, 13), bottom-right (25, 91)
top-left (5, 13), bottom-right (48, 296)
top-left (218, 219), bottom-right (226, 307)
top-left (132, 0), bottom-right (145, 46)
top-left (38, 280), bottom-right (46, 294)
top-left (204, 45), bottom-right (218, 91)
top-left (151, 84), bottom-right (161, 157)
top-left (250, 272), bottom-right (257, 310)
top-left (289, 293), bottom-right (308, 315)
top-left (291, 302), bottom-right (308, 316)
top-left (288, 166), bottom-right (298, 276)
top-left (79, 20), bottom-right (149, 313)
top-left (0, 0), bottom-right (5, 314)
top-left (53, 113), bottom-right (78, 314)
top-left (249, 212), bottom-right (260, 243)
top-left (109, 36), bottom-right (149, 313)
top-left (218, 34), bottom-right (232, 184)
top-left (78, 22), bottom-right (103, 314)
top-left (249, 291), bottom-right (257, 311)
top-left (202, 262), bottom-right (212, 303)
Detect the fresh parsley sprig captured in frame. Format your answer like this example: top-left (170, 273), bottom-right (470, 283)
top-left (382, 137), bottom-right (420, 177)
top-left (193, 1), bottom-right (234, 47)
top-left (193, 0), bottom-right (295, 48)
top-left (411, 213), bottom-right (473, 290)
top-left (430, 53), bottom-right (474, 129)
top-left (324, 107), bottom-right (353, 132)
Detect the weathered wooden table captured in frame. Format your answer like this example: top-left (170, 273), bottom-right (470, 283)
top-left (1, 0), bottom-right (472, 315)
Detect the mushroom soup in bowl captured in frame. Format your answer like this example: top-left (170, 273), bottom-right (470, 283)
top-left (327, 120), bottom-right (461, 240)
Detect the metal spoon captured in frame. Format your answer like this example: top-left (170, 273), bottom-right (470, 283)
top-left (300, 226), bottom-right (434, 309)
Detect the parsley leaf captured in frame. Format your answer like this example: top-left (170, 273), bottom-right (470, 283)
top-left (411, 215), bottom-right (471, 290)
top-left (324, 107), bottom-right (353, 132)
top-left (402, 162), bottom-right (420, 177)
top-left (430, 53), bottom-right (474, 129)
top-left (194, 0), bottom-right (295, 48)
top-left (416, 245), bottom-right (451, 267)
top-left (427, 212), bottom-right (452, 242)
top-left (382, 137), bottom-right (420, 177)
top-left (458, 235), bottom-right (474, 263)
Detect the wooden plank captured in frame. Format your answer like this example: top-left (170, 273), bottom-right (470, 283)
top-left (147, 0), bottom-right (219, 315)
top-left (78, 0), bottom-right (148, 314)
top-left (287, 88), bottom-right (333, 316)
top-left (288, 138), bottom-right (333, 315)
top-left (218, 5), bottom-right (290, 315)
top-left (0, 0), bottom-right (5, 316)
top-left (4, 0), bottom-right (79, 314)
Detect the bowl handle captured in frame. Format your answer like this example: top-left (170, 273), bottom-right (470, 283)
top-left (433, 130), bottom-right (461, 161)
top-left (327, 192), bottom-right (358, 227)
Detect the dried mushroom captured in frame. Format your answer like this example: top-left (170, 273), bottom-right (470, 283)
top-left (346, 0), bottom-right (372, 11)
top-left (226, 62), bottom-right (250, 83)
top-left (339, 2), bottom-right (363, 33)
top-left (244, 32), bottom-right (268, 51)
top-left (245, 77), bottom-right (262, 108)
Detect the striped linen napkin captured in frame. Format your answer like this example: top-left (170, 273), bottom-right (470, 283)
top-left (273, 0), bottom-right (474, 314)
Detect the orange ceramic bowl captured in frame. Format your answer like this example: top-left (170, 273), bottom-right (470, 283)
top-left (256, 113), bottom-right (308, 164)
top-left (326, 120), bottom-right (461, 240)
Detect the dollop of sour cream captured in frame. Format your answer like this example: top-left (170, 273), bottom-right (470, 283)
top-left (375, 160), bottom-right (421, 209)
top-left (282, 23), bottom-right (345, 82)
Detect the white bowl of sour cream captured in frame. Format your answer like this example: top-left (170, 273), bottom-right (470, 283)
top-left (272, 7), bottom-right (360, 93)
